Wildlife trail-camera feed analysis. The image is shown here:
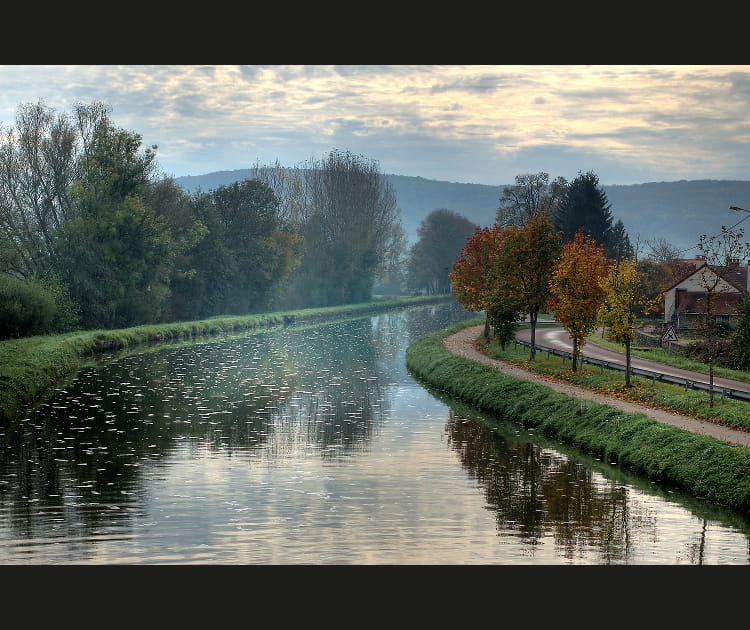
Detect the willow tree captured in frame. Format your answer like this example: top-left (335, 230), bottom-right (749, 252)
top-left (548, 228), bottom-right (610, 372)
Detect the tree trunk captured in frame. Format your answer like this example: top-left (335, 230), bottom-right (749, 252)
top-left (625, 337), bottom-right (632, 387)
top-left (529, 311), bottom-right (538, 360)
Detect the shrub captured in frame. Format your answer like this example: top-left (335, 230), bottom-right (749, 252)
top-left (682, 337), bottom-right (733, 367)
top-left (0, 274), bottom-right (57, 339)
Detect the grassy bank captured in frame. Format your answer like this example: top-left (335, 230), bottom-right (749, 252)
top-left (405, 318), bottom-right (750, 514)
top-left (488, 334), bottom-right (750, 433)
top-left (0, 294), bottom-right (452, 425)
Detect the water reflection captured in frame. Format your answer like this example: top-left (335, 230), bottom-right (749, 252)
top-left (2, 301), bottom-right (750, 564)
top-left (440, 396), bottom-right (750, 564)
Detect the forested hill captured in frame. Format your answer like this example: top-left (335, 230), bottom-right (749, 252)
top-left (174, 170), bottom-right (750, 253)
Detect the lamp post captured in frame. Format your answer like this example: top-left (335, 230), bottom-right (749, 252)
top-left (730, 205), bottom-right (748, 212)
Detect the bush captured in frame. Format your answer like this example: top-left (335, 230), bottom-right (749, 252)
top-left (0, 274), bottom-right (57, 339)
top-left (38, 272), bottom-right (80, 333)
top-left (682, 337), bottom-right (733, 367)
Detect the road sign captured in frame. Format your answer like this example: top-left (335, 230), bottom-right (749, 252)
top-left (661, 325), bottom-right (678, 342)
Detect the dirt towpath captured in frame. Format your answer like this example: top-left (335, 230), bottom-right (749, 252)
top-left (442, 325), bottom-right (750, 448)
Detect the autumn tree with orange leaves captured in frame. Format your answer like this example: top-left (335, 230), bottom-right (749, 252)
top-left (548, 228), bottom-right (611, 372)
top-left (450, 225), bottom-right (510, 340)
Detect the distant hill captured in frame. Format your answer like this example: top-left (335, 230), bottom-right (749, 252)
top-left (173, 170), bottom-right (750, 253)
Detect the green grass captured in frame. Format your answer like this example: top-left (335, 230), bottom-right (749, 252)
top-left (405, 318), bottom-right (750, 514)
top-left (587, 329), bottom-right (750, 384)
top-left (483, 329), bottom-right (750, 433)
top-left (0, 294), bottom-right (452, 425)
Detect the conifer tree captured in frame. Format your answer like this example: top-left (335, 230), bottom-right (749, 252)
top-left (554, 170), bottom-right (616, 258)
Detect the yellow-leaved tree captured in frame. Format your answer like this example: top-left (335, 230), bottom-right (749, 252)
top-left (598, 257), bottom-right (657, 387)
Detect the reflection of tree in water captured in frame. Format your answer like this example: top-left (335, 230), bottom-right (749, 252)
top-left (445, 411), bottom-right (639, 563)
top-left (2, 308), bottom-right (447, 540)
top-left (269, 318), bottom-right (391, 460)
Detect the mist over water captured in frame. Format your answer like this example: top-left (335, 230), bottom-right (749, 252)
top-left (1, 302), bottom-right (749, 564)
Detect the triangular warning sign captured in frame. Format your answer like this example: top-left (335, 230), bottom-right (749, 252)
top-left (661, 325), bottom-right (678, 342)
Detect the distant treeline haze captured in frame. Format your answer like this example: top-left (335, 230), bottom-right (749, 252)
top-left (0, 101), bottom-right (405, 339)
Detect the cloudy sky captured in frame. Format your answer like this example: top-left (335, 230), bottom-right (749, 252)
top-left (1, 64), bottom-right (749, 186)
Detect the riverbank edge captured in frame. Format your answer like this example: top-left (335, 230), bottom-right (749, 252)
top-left (0, 294), bottom-right (453, 425)
top-left (405, 318), bottom-right (750, 514)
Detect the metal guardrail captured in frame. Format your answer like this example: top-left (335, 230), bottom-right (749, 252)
top-left (512, 339), bottom-right (750, 403)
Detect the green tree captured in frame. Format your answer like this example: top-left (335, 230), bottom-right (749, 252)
top-left (554, 170), bottom-right (616, 258)
top-left (55, 123), bottom-right (172, 329)
top-left (407, 208), bottom-right (477, 295)
top-left (491, 214), bottom-right (562, 359)
top-left (285, 150), bottom-right (402, 307)
top-left (142, 177), bottom-right (208, 322)
top-left (609, 219), bottom-right (633, 260)
top-left (177, 179), bottom-right (300, 318)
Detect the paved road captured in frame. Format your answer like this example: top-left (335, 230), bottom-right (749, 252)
top-left (447, 325), bottom-right (750, 446)
top-left (515, 325), bottom-right (750, 396)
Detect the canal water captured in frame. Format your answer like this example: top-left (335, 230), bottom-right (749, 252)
top-left (2, 301), bottom-right (750, 564)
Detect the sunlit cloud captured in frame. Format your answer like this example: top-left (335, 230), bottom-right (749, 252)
top-left (0, 64), bottom-right (748, 185)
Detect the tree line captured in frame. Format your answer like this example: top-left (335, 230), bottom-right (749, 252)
top-left (406, 170), bottom-right (634, 300)
top-left (0, 101), bottom-right (406, 338)
top-left (447, 170), bottom-right (750, 395)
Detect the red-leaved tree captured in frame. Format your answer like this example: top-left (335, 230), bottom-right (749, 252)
top-left (449, 225), bottom-right (507, 340)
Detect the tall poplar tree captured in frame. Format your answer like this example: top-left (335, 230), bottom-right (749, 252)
top-left (286, 149), bottom-right (401, 307)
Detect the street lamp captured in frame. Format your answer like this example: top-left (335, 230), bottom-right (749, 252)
top-left (730, 206), bottom-right (748, 212)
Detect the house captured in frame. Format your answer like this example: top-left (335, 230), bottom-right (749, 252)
top-left (663, 256), bottom-right (750, 330)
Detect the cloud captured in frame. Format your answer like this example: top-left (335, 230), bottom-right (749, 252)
top-left (0, 64), bottom-right (749, 184)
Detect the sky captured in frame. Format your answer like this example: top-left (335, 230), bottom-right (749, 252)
top-left (1, 64), bottom-right (750, 187)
